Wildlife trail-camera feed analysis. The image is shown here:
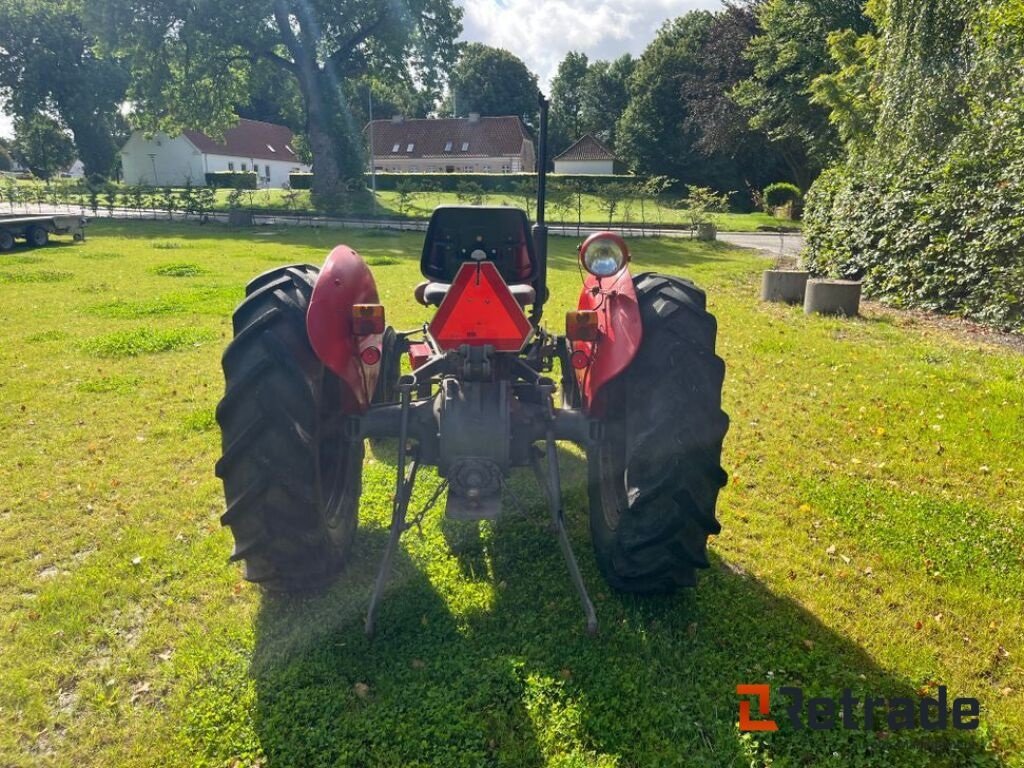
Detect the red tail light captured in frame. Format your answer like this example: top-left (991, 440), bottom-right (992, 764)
top-left (429, 263), bottom-right (533, 352)
top-left (360, 346), bottom-right (381, 365)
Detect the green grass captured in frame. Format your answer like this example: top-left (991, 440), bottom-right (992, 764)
top-left (0, 221), bottom-right (1020, 767)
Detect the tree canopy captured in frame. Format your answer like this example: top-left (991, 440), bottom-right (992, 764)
top-left (89, 0), bottom-right (463, 199)
top-left (731, 0), bottom-right (871, 189)
top-left (0, 0), bottom-right (128, 179)
top-left (13, 113), bottom-right (76, 179)
top-left (446, 44), bottom-right (539, 123)
top-left (803, 0), bottom-right (1024, 328)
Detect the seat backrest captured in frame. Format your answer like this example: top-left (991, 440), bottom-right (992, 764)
top-left (421, 206), bottom-right (536, 284)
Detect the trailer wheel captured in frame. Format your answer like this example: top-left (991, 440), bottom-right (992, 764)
top-left (587, 273), bottom-right (729, 593)
top-left (216, 265), bottom-right (363, 591)
top-left (27, 226), bottom-right (49, 248)
top-left (0, 230), bottom-right (13, 252)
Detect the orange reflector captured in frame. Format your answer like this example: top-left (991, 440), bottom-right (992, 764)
top-left (352, 304), bottom-right (385, 335)
top-left (360, 346), bottom-right (381, 365)
top-left (428, 262), bottom-right (533, 351)
top-left (570, 349), bottom-right (591, 369)
top-left (566, 310), bottom-right (600, 341)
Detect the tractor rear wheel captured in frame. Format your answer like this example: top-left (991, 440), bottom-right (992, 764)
top-left (587, 273), bottom-right (729, 593)
top-left (0, 230), bottom-right (13, 252)
top-left (215, 265), bottom-right (363, 591)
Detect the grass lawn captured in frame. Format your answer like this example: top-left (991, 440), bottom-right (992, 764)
top-left (0, 221), bottom-right (1020, 767)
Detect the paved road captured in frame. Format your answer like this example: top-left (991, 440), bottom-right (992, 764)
top-left (718, 231), bottom-right (804, 258)
top-left (4, 204), bottom-right (804, 257)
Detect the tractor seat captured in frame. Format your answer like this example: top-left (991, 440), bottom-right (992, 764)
top-left (418, 281), bottom-right (536, 308)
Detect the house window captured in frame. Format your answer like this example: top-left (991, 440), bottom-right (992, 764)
top-left (461, 142), bottom-right (469, 151)
top-left (501, 164), bottom-right (510, 173)
top-left (406, 143), bottom-right (414, 152)
top-left (265, 165), bottom-right (270, 178)
top-left (228, 162), bottom-right (235, 171)
top-left (241, 163), bottom-right (247, 172)
top-left (266, 144), bottom-right (276, 153)
top-left (392, 143), bottom-right (401, 152)
top-left (444, 141), bottom-right (453, 152)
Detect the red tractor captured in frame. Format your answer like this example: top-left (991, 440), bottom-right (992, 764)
top-left (215, 98), bottom-right (728, 635)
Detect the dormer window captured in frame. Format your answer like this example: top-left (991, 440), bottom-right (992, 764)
top-left (461, 142), bottom-right (470, 151)
top-left (444, 141), bottom-right (453, 152)
top-left (392, 143), bottom-right (401, 152)
top-left (266, 144), bottom-right (276, 153)
top-left (406, 143), bottom-right (414, 152)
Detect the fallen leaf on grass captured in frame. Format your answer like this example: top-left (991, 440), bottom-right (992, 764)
top-left (354, 682), bottom-right (370, 699)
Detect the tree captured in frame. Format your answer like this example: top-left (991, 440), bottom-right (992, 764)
top-left (89, 0), bottom-right (462, 199)
top-left (730, 0), bottom-right (871, 190)
top-left (616, 13), bottom-right (715, 183)
top-left (579, 55), bottom-right (635, 148)
top-left (446, 44), bottom-right (538, 122)
top-left (0, 0), bottom-right (128, 179)
top-left (12, 114), bottom-right (75, 179)
top-left (550, 51), bottom-right (590, 156)
top-left (0, 143), bottom-right (12, 172)
top-left (677, 3), bottom-right (791, 194)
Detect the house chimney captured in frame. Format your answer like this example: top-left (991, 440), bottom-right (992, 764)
top-left (468, 112), bottom-right (480, 123)
top-left (391, 114), bottom-right (404, 123)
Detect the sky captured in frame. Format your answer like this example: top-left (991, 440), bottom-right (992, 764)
top-left (460, 0), bottom-right (720, 88)
top-left (0, 0), bottom-right (721, 140)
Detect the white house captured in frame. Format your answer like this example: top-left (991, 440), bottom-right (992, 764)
top-left (120, 118), bottom-right (310, 188)
top-left (365, 114), bottom-right (535, 173)
top-left (553, 134), bottom-right (625, 175)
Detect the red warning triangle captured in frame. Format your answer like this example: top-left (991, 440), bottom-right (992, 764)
top-left (429, 262), bottom-right (533, 352)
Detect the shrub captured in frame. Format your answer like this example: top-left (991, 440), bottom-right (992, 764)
top-left (205, 171), bottom-right (258, 190)
top-left (762, 182), bottom-right (803, 209)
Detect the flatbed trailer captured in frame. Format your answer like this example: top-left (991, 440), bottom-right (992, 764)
top-left (0, 214), bottom-right (87, 252)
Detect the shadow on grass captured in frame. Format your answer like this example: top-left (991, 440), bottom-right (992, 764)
top-left (250, 448), bottom-right (999, 768)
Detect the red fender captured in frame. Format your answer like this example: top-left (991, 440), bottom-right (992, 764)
top-left (306, 246), bottom-right (382, 414)
top-left (573, 267), bottom-right (642, 416)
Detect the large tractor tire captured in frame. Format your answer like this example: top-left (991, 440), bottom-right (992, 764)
top-left (215, 265), bottom-right (363, 591)
top-left (588, 273), bottom-right (729, 593)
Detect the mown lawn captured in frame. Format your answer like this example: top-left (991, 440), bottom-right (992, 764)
top-left (0, 221), bottom-right (1020, 767)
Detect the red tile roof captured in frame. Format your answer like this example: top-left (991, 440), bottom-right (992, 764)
top-left (553, 133), bottom-right (618, 162)
top-left (183, 119), bottom-right (301, 163)
top-left (366, 116), bottom-right (532, 160)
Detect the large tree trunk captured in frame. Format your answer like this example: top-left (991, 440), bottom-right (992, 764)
top-left (296, 68), bottom-right (367, 205)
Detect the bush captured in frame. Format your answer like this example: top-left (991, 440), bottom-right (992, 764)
top-left (762, 182), bottom-right (803, 208)
top-left (205, 171), bottom-right (257, 190)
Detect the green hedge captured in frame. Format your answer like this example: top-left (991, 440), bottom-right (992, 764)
top-left (289, 172), bottom-right (638, 194)
top-left (205, 171), bottom-right (258, 189)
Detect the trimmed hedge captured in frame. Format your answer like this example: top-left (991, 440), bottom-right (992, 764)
top-left (763, 182), bottom-right (803, 208)
top-left (205, 171), bottom-right (258, 190)
top-left (289, 172), bottom-right (637, 194)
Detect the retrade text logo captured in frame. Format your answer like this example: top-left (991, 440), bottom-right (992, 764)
top-left (737, 684), bottom-right (980, 732)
